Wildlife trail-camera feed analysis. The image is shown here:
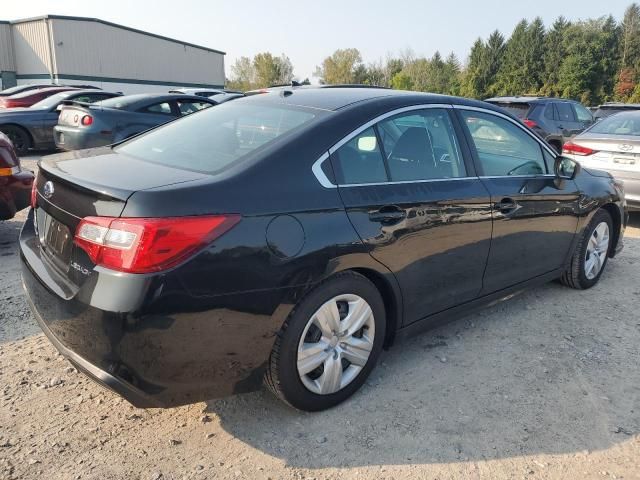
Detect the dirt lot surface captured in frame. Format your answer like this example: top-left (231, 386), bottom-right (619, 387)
top-left (1, 156), bottom-right (639, 480)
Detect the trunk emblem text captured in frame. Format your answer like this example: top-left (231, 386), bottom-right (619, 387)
top-left (619, 144), bottom-right (633, 152)
top-left (43, 181), bottom-right (54, 199)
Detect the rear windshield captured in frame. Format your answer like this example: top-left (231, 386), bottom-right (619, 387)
top-left (115, 101), bottom-right (318, 174)
top-left (96, 96), bottom-right (138, 109)
top-left (588, 112), bottom-right (640, 136)
top-left (491, 103), bottom-right (531, 119)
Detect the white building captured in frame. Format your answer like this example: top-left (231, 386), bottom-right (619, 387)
top-left (0, 15), bottom-right (225, 94)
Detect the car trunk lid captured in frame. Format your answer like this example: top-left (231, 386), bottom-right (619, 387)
top-left (33, 148), bottom-right (209, 278)
top-left (571, 134), bottom-right (640, 172)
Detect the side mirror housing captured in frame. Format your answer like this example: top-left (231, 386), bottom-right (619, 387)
top-left (554, 156), bottom-right (580, 180)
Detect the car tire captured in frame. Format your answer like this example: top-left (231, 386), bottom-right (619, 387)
top-left (561, 209), bottom-right (613, 290)
top-left (265, 271), bottom-right (386, 411)
top-left (0, 125), bottom-right (31, 156)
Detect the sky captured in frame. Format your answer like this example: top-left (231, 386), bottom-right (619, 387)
top-left (2, 0), bottom-right (634, 81)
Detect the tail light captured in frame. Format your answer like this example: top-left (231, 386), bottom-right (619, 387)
top-left (74, 215), bottom-right (240, 274)
top-left (562, 142), bottom-right (597, 156)
top-left (30, 174), bottom-right (38, 207)
top-left (0, 99), bottom-right (28, 109)
top-left (523, 119), bottom-right (538, 129)
top-left (81, 115), bottom-right (93, 126)
top-left (0, 146), bottom-right (19, 176)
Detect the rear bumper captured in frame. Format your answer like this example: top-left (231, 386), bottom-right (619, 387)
top-left (53, 125), bottom-right (114, 151)
top-left (20, 210), bottom-right (291, 407)
top-left (0, 169), bottom-right (34, 220)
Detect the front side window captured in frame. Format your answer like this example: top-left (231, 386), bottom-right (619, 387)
top-left (117, 102), bottom-right (317, 174)
top-left (377, 109), bottom-right (465, 181)
top-left (461, 110), bottom-right (546, 176)
top-left (332, 128), bottom-right (388, 185)
top-left (574, 104), bottom-right (594, 123)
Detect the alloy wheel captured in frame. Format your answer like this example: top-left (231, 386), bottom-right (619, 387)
top-left (584, 222), bottom-right (610, 280)
top-left (297, 294), bottom-right (375, 395)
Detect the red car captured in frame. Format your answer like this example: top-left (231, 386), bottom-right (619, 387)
top-left (0, 132), bottom-right (34, 220)
top-left (0, 86), bottom-right (79, 109)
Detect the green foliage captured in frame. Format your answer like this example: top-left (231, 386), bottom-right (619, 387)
top-left (315, 48), bottom-right (364, 84)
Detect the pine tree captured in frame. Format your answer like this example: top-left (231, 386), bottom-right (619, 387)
top-left (541, 17), bottom-right (570, 96)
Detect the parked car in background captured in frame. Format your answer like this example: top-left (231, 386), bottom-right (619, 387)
top-left (563, 110), bottom-right (640, 210)
top-left (23, 88), bottom-right (627, 412)
top-left (0, 86), bottom-right (81, 109)
top-left (592, 102), bottom-right (640, 121)
top-left (54, 93), bottom-right (216, 151)
top-left (0, 84), bottom-right (59, 97)
top-left (485, 96), bottom-right (595, 153)
top-left (0, 131), bottom-right (33, 220)
top-left (169, 87), bottom-right (242, 97)
top-left (0, 90), bottom-right (121, 155)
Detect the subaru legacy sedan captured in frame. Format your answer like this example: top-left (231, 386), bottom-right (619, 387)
top-left (21, 87), bottom-right (627, 412)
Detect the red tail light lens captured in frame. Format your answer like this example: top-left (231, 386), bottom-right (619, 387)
top-left (30, 175), bottom-right (38, 208)
top-left (562, 142), bottom-right (596, 156)
top-left (81, 115), bottom-right (93, 126)
top-left (74, 215), bottom-right (240, 273)
top-left (1, 99), bottom-right (27, 109)
top-left (523, 119), bottom-right (538, 129)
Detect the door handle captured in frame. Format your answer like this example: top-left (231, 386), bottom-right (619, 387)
top-left (495, 198), bottom-right (520, 215)
top-left (369, 206), bottom-right (407, 224)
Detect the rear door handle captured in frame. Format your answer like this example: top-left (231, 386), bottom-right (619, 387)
top-left (495, 198), bottom-right (520, 215)
top-left (369, 206), bottom-right (407, 224)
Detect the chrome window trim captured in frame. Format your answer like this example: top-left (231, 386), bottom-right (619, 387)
top-left (311, 152), bottom-right (335, 189)
top-left (452, 104), bottom-right (558, 158)
top-left (311, 103), bottom-right (559, 189)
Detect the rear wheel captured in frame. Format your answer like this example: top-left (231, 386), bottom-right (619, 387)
top-left (561, 209), bottom-right (612, 289)
top-left (0, 125), bottom-right (31, 156)
top-left (265, 272), bottom-right (386, 411)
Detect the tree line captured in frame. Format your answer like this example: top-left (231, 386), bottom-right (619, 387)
top-left (227, 3), bottom-right (640, 106)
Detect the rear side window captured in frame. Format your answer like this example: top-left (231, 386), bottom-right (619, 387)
top-left (116, 102), bottom-right (317, 174)
top-left (142, 102), bottom-right (173, 115)
top-left (461, 110), bottom-right (546, 176)
top-left (332, 128), bottom-right (388, 184)
top-left (574, 104), bottom-right (593, 123)
top-left (556, 102), bottom-right (576, 122)
top-left (378, 109), bottom-right (465, 181)
top-left (544, 104), bottom-right (557, 120)
top-left (177, 100), bottom-right (212, 115)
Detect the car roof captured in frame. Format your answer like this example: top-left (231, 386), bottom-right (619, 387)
top-left (9, 86), bottom-right (79, 98)
top-left (241, 86), bottom-right (506, 113)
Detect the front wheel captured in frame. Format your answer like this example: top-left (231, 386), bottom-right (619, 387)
top-left (561, 209), bottom-right (613, 289)
top-left (265, 272), bottom-right (386, 411)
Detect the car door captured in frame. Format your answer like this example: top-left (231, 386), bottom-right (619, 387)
top-left (455, 107), bottom-right (581, 294)
top-left (331, 106), bottom-right (493, 325)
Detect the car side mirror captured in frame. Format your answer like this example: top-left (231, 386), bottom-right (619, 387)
top-left (554, 156), bottom-right (580, 180)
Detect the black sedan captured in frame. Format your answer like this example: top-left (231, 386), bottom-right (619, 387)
top-left (22, 87), bottom-right (627, 411)
top-left (53, 94), bottom-right (217, 151)
top-left (0, 90), bottom-right (121, 155)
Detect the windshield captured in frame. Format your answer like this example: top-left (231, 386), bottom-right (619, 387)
top-left (588, 112), bottom-right (640, 136)
top-left (116, 101), bottom-right (318, 174)
top-left (30, 91), bottom-right (74, 109)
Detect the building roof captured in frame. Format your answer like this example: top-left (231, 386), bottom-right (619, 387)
top-left (2, 15), bottom-right (225, 55)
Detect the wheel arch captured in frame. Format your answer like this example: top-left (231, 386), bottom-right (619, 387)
top-left (349, 267), bottom-right (401, 348)
top-left (0, 123), bottom-right (34, 144)
top-left (601, 202), bottom-right (622, 257)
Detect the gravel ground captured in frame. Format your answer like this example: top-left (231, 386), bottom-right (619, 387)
top-left (1, 156), bottom-right (639, 480)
